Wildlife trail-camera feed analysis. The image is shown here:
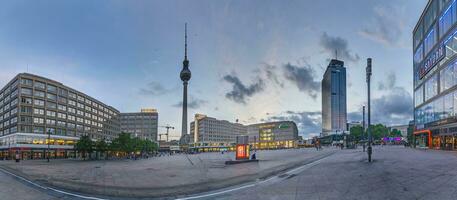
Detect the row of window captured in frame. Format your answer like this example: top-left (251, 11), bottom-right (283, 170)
top-left (415, 89), bottom-right (457, 124)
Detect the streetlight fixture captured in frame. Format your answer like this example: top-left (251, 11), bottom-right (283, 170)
top-left (47, 129), bottom-right (51, 162)
top-left (366, 58), bottom-right (372, 162)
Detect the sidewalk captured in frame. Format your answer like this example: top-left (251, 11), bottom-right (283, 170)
top-left (0, 148), bottom-right (335, 198)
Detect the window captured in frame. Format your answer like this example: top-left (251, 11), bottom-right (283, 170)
top-left (57, 104), bottom-right (66, 111)
top-left (33, 117), bottom-right (44, 124)
top-left (77, 102), bottom-right (84, 109)
top-left (68, 107), bottom-right (76, 113)
top-left (20, 106), bottom-right (32, 114)
top-left (58, 96), bottom-right (67, 104)
top-left (47, 93), bottom-right (57, 101)
top-left (439, 0), bottom-right (456, 38)
top-left (425, 74), bottom-right (439, 100)
top-left (21, 78), bottom-right (33, 86)
top-left (35, 81), bottom-right (45, 90)
top-left (57, 121), bottom-right (66, 127)
top-left (68, 92), bottom-right (77, 99)
top-left (58, 88), bottom-right (68, 96)
top-left (34, 91), bottom-right (45, 98)
top-left (440, 61), bottom-right (457, 92)
top-left (414, 44), bottom-right (423, 69)
top-left (20, 88), bottom-right (32, 96)
top-left (444, 92), bottom-right (454, 118)
top-left (34, 99), bottom-right (45, 106)
top-left (46, 110), bottom-right (56, 117)
top-left (424, 0), bottom-right (438, 30)
top-left (46, 119), bottom-right (55, 125)
top-left (10, 108), bottom-right (17, 115)
top-left (20, 116), bottom-right (32, 123)
top-left (46, 102), bottom-right (57, 109)
top-left (10, 98), bottom-right (18, 106)
top-left (47, 84), bottom-right (57, 93)
top-left (46, 128), bottom-right (56, 134)
top-left (77, 95), bottom-right (84, 102)
top-left (57, 113), bottom-right (66, 119)
top-left (21, 97), bottom-right (32, 105)
top-left (33, 108), bottom-right (44, 115)
top-left (414, 21), bottom-right (423, 49)
top-left (33, 126), bottom-right (44, 134)
top-left (10, 117), bottom-right (17, 124)
top-left (424, 27), bottom-right (437, 55)
top-left (68, 100), bottom-right (76, 106)
top-left (68, 115), bottom-right (76, 121)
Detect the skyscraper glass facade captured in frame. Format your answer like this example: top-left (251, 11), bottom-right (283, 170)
top-left (321, 59), bottom-right (347, 136)
top-left (413, 0), bottom-right (457, 150)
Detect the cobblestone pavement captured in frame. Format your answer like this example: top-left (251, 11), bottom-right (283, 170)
top-left (0, 148), bottom-right (335, 198)
top-left (188, 146), bottom-right (457, 200)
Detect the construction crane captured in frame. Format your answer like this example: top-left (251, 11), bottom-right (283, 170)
top-left (159, 125), bottom-right (175, 142)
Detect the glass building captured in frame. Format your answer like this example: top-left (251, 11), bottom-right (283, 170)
top-left (413, 0), bottom-right (457, 150)
top-left (0, 73), bottom-right (120, 159)
top-left (321, 59), bottom-right (347, 136)
top-left (120, 108), bottom-right (158, 141)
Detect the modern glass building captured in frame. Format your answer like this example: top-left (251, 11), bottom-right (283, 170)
top-left (246, 121), bottom-right (299, 149)
top-left (0, 73), bottom-right (120, 159)
top-left (321, 59), bottom-right (347, 136)
top-left (413, 0), bottom-right (457, 150)
top-left (120, 108), bottom-right (158, 141)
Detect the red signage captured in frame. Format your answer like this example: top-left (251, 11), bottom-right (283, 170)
top-left (236, 144), bottom-right (250, 160)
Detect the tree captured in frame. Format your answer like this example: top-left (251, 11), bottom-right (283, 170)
top-left (75, 135), bottom-right (93, 160)
top-left (95, 139), bottom-right (108, 160)
top-left (110, 132), bottom-right (134, 155)
top-left (350, 125), bottom-right (364, 142)
top-left (389, 129), bottom-right (402, 137)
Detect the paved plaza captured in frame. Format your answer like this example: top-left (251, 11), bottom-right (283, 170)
top-left (1, 146), bottom-right (457, 200)
top-left (0, 148), bottom-right (335, 198)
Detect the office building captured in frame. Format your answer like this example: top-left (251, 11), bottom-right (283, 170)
top-left (0, 73), bottom-right (120, 159)
top-left (413, 0), bottom-right (457, 150)
top-left (189, 114), bottom-right (299, 152)
top-left (247, 121), bottom-right (299, 149)
top-left (322, 59), bottom-right (347, 136)
top-left (189, 114), bottom-right (246, 151)
top-left (120, 108), bottom-right (158, 141)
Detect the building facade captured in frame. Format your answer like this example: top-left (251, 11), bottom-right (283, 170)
top-left (0, 73), bottom-right (120, 159)
top-left (120, 108), bottom-right (158, 141)
top-left (189, 114), bottom-right (299, 152)
top-left (190, 114), bottom-right (246, 151)
top-left (322, 59), bottom-right (347, 136)
top-left (413, 0), bottom-right (457, 150)
top-left (247, 121), bottom-right (299, 149)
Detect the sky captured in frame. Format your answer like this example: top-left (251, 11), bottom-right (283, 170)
top-left (0, 0), bottom-right (428, 139)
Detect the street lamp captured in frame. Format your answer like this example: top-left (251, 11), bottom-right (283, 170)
top-left (366, 58), bottom-right (372, 162)
top-left (47, 129), bottom-right (51, 162)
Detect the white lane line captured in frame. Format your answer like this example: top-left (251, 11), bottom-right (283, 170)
top-left (176, 152), bottom-right (334, 200)
top-left (0, 167), bottom-right (108, 200)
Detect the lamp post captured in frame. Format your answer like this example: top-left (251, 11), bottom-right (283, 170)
top-left (47, 130), bottom-right (51, 162)
top-left (366, 58), bottom-right (372, 162)
top-left (362, 105), bottom-right (366, 152)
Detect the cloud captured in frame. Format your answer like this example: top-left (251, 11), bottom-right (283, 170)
top-left (139, 81), bottom-right (169, 96)
top-left (282, 62), bottom-right (320, 98)
top-left (378, 72), bottom-right (396, 90)
top-left (262, 110), bottom-right (321, 138)
top-left (262, 63), bottom-right (284, 87)
top-left (372, 87), bottom-right (413, 125)
top-left (172, 97), bottom-right (207, 109)
top-left (359, 6), bottom-right (406, 47)
top-left (223, 74), bottom-right (265, 104)
top-left (319, 32), bottom-right (360, 62)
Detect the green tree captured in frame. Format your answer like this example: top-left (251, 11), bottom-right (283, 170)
top-left (110, 132), bottom-right (134, 155)
top-left (75, 135), bottom-right (93, 160)
top-left (370, 124), bottom-right (389, 140)
top-left (350, 125), bottom-right (364, 142)
top-left (389, 129), bottom-right (402, 137)
top-left (95, 139), bottom-right (108, 160)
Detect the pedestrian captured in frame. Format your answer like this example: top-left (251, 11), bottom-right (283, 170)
top-left (15, 151), bottom-right (20, 163)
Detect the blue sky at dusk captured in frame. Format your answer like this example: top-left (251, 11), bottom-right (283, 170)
top-left (0, 0), bottom-right (428, 139)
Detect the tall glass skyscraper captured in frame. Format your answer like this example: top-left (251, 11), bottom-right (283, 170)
top-left (321, 59), bottom-right (347, 136)
top-left (413, 0), bottom-right (457, 150)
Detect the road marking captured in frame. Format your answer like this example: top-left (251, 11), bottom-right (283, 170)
top-left (0, 167), bottom-right (108, 200)
top-left (176, 152), bottom-right (334, 200)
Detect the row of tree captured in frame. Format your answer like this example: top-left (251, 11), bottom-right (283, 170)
top-left (349, 124), bottom-right (403, 142)
top-left (74, 132), bottom-right (158, 160)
